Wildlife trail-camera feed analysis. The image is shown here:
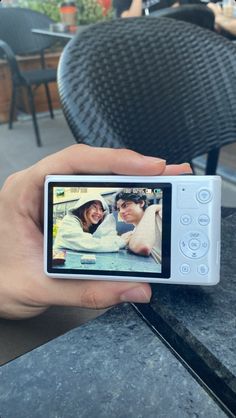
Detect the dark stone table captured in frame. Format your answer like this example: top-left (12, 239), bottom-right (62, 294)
top-left (0, 209), bottom-right (235, 418)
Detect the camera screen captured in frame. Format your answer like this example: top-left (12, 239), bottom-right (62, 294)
top-left (47, 182), bottom-right (172, 278)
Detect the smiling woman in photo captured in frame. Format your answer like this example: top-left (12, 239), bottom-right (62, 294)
top-left (54, 193), bottom-right (128, 253)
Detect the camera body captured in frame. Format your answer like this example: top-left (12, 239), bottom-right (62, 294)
top-left (44, 175), bottom-right (221, 285)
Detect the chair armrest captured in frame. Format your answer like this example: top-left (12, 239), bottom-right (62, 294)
top-left (0, 40), bottom-right (22, 84)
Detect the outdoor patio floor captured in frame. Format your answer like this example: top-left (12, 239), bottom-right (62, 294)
top-left (0, 111), bottom-right (236, 205)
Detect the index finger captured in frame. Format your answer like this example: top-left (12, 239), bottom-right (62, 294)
top-left (28, 145), bottom-right (167, 190)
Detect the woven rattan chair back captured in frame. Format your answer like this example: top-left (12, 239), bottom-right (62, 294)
top-left (58, 17), bottom-right (236, 172)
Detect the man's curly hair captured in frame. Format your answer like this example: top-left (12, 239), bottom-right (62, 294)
top-left (114, 191), bottom-right (148, 211)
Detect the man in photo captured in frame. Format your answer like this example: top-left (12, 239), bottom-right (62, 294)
top-left (114, 190), bottom-right (162, 263)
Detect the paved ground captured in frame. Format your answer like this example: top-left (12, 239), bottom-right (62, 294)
top-left (0, 111), bottom-right (75, 184)
top-left (0, 111), bottom-right (235, 206)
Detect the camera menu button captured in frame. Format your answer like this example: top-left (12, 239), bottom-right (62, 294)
top-left (198, 214), bottom-right (210, 226)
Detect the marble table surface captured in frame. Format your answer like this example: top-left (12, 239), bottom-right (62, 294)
top-left (0, 304), bottom-right (227, 418)
top-left (0, 209), bottom-right (235, 418)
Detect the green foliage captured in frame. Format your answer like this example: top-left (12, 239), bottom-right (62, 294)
top-left (18, 0), bottom-right (61, 22)
top-left (18, 0), bottom-right (113, 24)
top-left (77, 0), bottom-right (113, 24)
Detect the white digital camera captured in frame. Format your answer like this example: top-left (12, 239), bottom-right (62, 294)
top-left (44, 175), bottom-right (221, 285)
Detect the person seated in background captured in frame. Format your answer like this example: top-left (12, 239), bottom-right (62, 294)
top-left (113, 0), bottom-right (166, 18)
top-left (208, 2), bottom-right (236, 36)
top-left (112, 0), bottom-right (202, 18)
top-left (113, 0), bottom-right (236, 38)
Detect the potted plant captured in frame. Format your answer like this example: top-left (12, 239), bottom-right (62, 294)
top-left (18, 0), bottom-right (113, 23)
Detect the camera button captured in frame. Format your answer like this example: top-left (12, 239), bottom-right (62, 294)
top-left (180, 264), bottom-right (191, 274)
top-left (188, 238), bottom-right (201, 250)
top-left (198, 214), bottom-right (210, 226)
top-left (179, 232), bottom-right (209, 259)
top-left (196, 188), bottom-right (212, 204)
top-left (180, 214), bottom-right (192, 225)
top-left (197, 264), bottom-right (209, 275)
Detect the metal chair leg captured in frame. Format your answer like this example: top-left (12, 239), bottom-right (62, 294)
top-left (206, 148), bottom-right (220, 175)
top-left (9, 85), bottom-right (16, 130)
top-left (27, 86), bottom-right (42, 147)
top-left (44, 83), bottom-right (54, 119)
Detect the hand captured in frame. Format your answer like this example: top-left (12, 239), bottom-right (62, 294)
top-left (0, 145), bottom-right (192, 319)
top-left (207, 2), bottom-right (229, 33)
top-left (121, 231), bottom-right (134, 245)
top-left (207, 2), bottom-right (223, 17)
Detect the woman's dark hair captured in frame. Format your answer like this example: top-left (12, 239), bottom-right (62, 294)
top-left (71, 201), bottom-right (104, 234)
top-left (114, 191), bottom-right (148, 210)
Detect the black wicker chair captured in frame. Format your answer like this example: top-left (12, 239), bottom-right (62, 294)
top-left (150, 4), bottom-right (215, 31)
top-left (0, 8), bottom-right (58, 147)
top-left (58, 17), bottom-right (236, 173)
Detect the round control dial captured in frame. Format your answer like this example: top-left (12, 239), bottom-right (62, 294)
top-left (179, 231), bottom-right (209, 259)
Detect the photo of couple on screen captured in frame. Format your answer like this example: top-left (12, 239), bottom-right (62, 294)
top-left (52, 187), bottom-right (163, 273)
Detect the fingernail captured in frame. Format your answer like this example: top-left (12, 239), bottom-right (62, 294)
top-left (145, 156), bottom-right (166, 163)
top-left (120, 286), bottom-right (151, 303)
top-left (181, 163), bottom-right (191, 168)
top-left (182, 163), bottom-right (193, 173)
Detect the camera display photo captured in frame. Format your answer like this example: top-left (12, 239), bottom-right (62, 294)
top-left (49, 183), bottom-right (169, 277)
